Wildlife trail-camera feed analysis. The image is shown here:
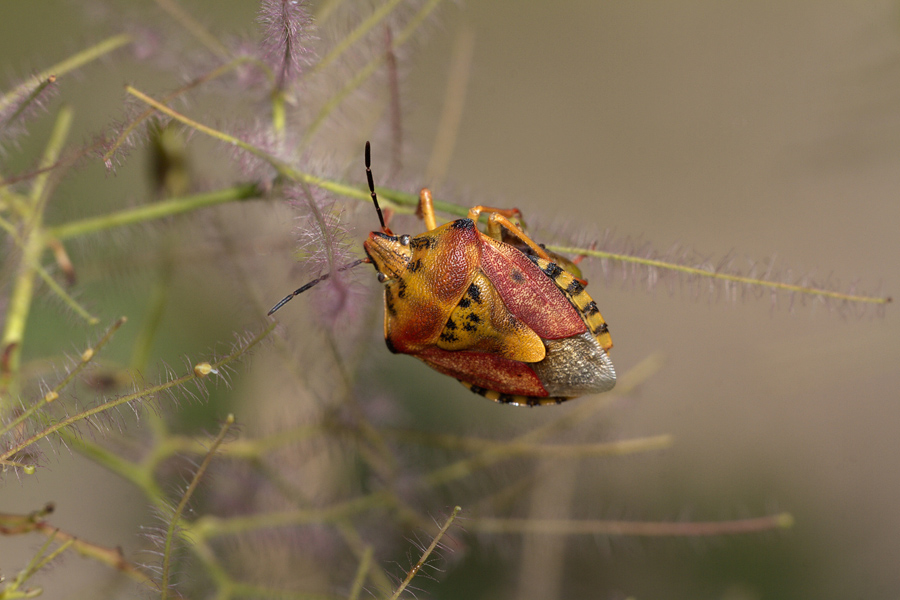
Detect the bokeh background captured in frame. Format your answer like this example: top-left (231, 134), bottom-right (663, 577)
top-left (1, 1), bottom-right (898, 598)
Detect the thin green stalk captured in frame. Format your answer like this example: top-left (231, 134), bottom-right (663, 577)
top-left (32, 260), bottom-right (98, 324)
top-left (425, 26), bottom-right (475, 189)
top-left (161, 414), bottom-right (234, 600)
top-left (130, 257), bottom-right (173, 371)
top-left (124, 86), bottom-right (381, 200)
top-left (26, 538), bottom-right (75, 579)
top-left (303, 0), bottom-right (445, 143)
top-left (11, 531), bottom-right (74, 592)
top-left (46, 184), bottom-right (261, 240)
top-left (1, 107), bottom-right (73, 412)
top-left (0, 509), bottom-right (159, 590)
top-left (0, 191), bottom-right (96, 323)
top-left (122, 88), bottom-right (891, 309)
top-left (0, 35), bottom-right (133, 115)
top-left (63, 431), bottom-right (165, 503)
top-left (420, 354), bottom-right (663, 489)
top-left (0, 318), bottom-right (126, 440)
top-left (188, 359), bottom-right (660, 543)
top-left (102, 57), bottom-right (271, 166)
top-left (312, 0), bottom-right (406, 74)
top-left (347, 546), bottom-right (373, 600)
top-left (0, 322), bottom-right (274, 462)
top-left (0, 75), bottom-right (55, 131)
top-left (548, 244), bottom-right (893, 306)
top-left (385, 429), bottom-right (674, 459)
top-left (469, 513), bottom-right (795, 537)
top-left (387, 506), bottom-right (460, 600)
top-left (190, 490), bottom-right (394, 540)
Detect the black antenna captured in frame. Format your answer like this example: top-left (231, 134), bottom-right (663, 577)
top-left (366, 141), bottom-right (388, 230)
top-left (269, 143), bottom-right (384, 317)
top-left (267, 258), bottom-right (368, 316)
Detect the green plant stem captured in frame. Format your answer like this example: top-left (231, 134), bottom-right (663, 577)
top-left (388, 506), bottom-right (460, 600)
top-left (187, 358), bottom-right (662, 544)
top-left (64, 432), bottom-right (165, 502)
top-left (469, 513), bottom-right (795, 537)
top-left (161, 414), bottom-right (234, 600)
top-left (0, 318), bottom-right (126, 440)
top-left (190, 490), bottom-right (395, 540)
top-left (0, 75), bottom-right (55, 131)
top-left (123, 87), bottom-right (891, 309)
top-left (125, 85), bottom-right (380, 201)
top-left (0, 508), bottom-right (158, 590)
top-left (547, 244), bottom-right (893, 306)
top-left (102, 56), bottom-right (272, 166)
top-left (32, 260), bottom-right (98, 324)
top-left (0, 35), bottom-right (133, 116)
top-left (130, 256), bottom-right (173, 371)
top-left (0, 217), bottom-right (97, 324)
top-left (384, 429), bottom-right (674, 458)
top-left (0, 107), bottom-right (73, 414)
top-left (303, 0), bottom-right (446, 143)
top-left (46, 184), bottom-right (261, 240)
top-left (0, 322), bottom-right (274, 463)
top-left (347, 546), bottom-right (373, 600)
top-left (312, 0), bottom-right (407, 74)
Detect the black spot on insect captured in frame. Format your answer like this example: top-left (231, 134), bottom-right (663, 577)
top-left (450, 218), bottom-right (474, 230)
top-left (467, 283), bottom-right (482, 303)
top-left (468, 384), bottom-right (487, 396)
top-left (384, 337), bottom-right (398, 354)
top-left (407, 259), bottom-right (423, 273)
top-left (440, 331), bottom-right (459, 343)
top-left (396, 278), bottom-right (407, 299)
top-left (583, 301), bottom-right (600, 316)
top-left (385, 290), bottom-right (397, 316)
top-left (565, 279), bottom-right (583, 295)
top-left (466, 313), bottom-right (481, 323)
top-left (542, 262), bottom-right (563, 279)
top-left (510, 269), bottom-right (525, 283)
top-left (445, 318), bottom-right (458, 330)
top-left (593, 322), bottom-right (609, 335)
top-left (463, 322), bottom-right (477, 332)
top-left (498, 394), bottom-right (516, 404)
top-left (409, 237), bottom-right (434, 250)
top-left (457, 296), bottom-right (471, 309)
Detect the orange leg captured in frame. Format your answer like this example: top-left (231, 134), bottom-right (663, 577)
top-left (416, 188), bottom-right (438, 231)
top-left (467, 205), bottom-right (523, 225)
top-left (467, 206), bottom-right (553, 262)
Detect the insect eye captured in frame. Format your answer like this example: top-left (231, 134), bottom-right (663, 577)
top-left (377, 272), bottom-right (388, 283)
top-left (399, 234), bottom-right (411, 246)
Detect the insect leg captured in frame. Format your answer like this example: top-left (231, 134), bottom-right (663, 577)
top-left (480, 210), bottom-right (554, 262)
top-left (416, 188), bottom-right (438, 231)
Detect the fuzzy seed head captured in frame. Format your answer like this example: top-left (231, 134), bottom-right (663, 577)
top-left (257, 0), bottom-right (316, 89)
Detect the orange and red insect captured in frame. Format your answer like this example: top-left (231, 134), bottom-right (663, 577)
top-left (269, 143), bottom-right (616, 406)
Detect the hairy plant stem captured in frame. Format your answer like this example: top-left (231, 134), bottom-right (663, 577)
top-left (0, 107), bottom-right (73, 415)
top-left (0, 34), bottom-right (132, 116)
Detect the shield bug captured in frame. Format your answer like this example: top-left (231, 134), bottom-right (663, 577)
top-left (268, 143), bottom-right (615, 406)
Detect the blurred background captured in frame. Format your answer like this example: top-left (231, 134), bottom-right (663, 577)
top-left (1, 1), bottom-right (898, 598)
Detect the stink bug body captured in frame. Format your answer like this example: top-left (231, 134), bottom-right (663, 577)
top-left (269, 143), bottom-right (615, 406)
